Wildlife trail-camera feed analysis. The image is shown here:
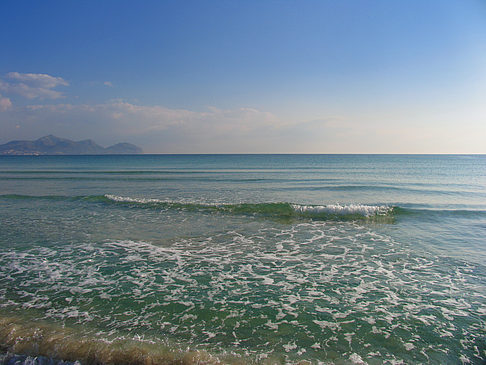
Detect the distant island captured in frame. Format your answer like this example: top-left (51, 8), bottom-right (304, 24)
top-left (0, 135), bottom-right (143, 155)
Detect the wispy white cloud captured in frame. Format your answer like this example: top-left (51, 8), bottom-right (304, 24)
top-left (6, 101), bottom-right (281, 152)
top-left (3, 98), bottom-right (485, 153)
top-left (24, 100), bottom-right (278, 133)
top-left (0, 72), bottom-right (69, 99)
top-left (6, 72), bottom-right (68, 88)
top-left (103, 81), bottom-right (113, 87)
top-left (0, 94), bottom-right (12, 111)
top-left (0, 98), bottom-right (361, 152)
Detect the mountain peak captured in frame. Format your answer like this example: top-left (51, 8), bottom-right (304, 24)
top-left (36, 135), bottom-right (68, 146)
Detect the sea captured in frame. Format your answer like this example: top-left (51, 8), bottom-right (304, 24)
top-left (0, 154), bottom-right (485, 364)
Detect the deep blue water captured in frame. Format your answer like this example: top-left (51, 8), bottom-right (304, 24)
top-left (0, 155), bottom-right (485, 364)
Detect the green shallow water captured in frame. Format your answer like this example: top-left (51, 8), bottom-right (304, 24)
top-left (0, 155), bottom-right (485, 364)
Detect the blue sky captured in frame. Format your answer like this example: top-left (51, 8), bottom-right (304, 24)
top-left (1, 0), bottom-right (485, 153)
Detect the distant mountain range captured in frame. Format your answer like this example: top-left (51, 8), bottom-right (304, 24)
top-left (0, 135), bottom-right (143, 155)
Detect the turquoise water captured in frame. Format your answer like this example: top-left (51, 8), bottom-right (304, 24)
top-left (0, 154), bottom-right (485, 364)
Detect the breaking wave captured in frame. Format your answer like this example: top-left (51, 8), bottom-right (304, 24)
top-left (102, 194), bottom-right (394, 220)
top-left (3, 193), bottom-right (486, 221)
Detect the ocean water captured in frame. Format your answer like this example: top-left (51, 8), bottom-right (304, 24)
top-left (0, 154), bottom-right (485, 364)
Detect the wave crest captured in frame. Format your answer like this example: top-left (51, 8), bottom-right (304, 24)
top-left (0, 194), bottom-right (397, 221)
top-left (292, 203), bottom-right (391, 217)
top-left (104, 194), bottom-right (394, 220)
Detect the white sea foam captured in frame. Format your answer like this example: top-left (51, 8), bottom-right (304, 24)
top-left (292, 203), bottom-right (391, 216)
top-left (104, 194), bottom-right (164, 204)
top-left (0, 217), bottom-right (484, 364)
top-left (349, 353), bottom-right (366, 364)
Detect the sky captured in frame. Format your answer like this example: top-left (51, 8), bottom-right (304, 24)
top-left (1, 0), bottom-right (486, 153)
